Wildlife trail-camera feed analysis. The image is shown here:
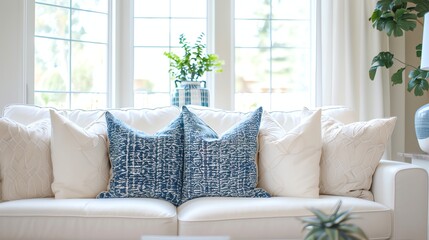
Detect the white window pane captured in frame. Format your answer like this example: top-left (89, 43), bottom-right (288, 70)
top-left (71, 93), bottom-right (107, 109)
top-left (271, 48), bottom-right (310, 91)
top-left (170, 19), bottom-right (207, 47)
top-left (272, 0), bottom-right (310, 20)
top-left (35, 4), bottom-right (70, 39)
top-left (235, 93), bottom-right (270, 112)
top-left (36, 0), bottom-right (70, 7)
top-left (235, 20), bottom-right (270, 47)
top-left (134, 93), bottom-right (171, 108)
top-left (134, 0), bottom-right (169, 17)
top-left (72, 10), bottom-right (108, 43)
top-left (134, 47), bottom-right (170, 92)
top-left (272, 20), bottom-right (310, 47)
top-left (71, 42), bottom-right (107, 92)
top-left (171, 0), bottom-right (206, 18)
top-left (235, 0), bottom-right (269, 19)
top-left (72, 0), bottom-right (109, 13)
top-left (35, 92), bottom-right (69, 109)
top-left (235, 48), bottom-right (270, 93)
top-left (134, 19), bottom-right (170, 46)
top-left (35, 37), bottom-right (70, 92)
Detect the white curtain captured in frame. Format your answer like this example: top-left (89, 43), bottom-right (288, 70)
top-left (317, 0), bottom-right (392, 121)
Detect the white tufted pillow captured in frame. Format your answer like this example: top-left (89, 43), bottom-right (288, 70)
top-left (50, 110), bottom-right (110, 198)
top-left (257, 110), bottom-right (322, 197)
top-left (0, 118), bottom-right (53, 201)
top-left (320, 116), bottom-right (397, 200)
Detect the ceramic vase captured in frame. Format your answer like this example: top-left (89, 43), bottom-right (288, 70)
top-left (415, 103), bottom-right (429, 153)
top-left (172, 80), bottom-right (209, 107)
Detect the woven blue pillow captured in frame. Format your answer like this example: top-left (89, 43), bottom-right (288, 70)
top-left (181, 106), bottom-right (270, 203)
top-left (97, 111), bottom-right (184, 206)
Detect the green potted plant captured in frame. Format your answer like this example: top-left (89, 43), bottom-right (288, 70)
top-left (164, 32), bottom-right (223, 107)
top-left (300, 201), bottom-right (368, 240)
top-left (369, 1), bottom-right (429, 154)
top-left (368, 0), bottom-right (429, 96)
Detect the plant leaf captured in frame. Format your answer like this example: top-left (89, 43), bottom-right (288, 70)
top-left (391, 67), bottom-right (405, 85)
top-left (309, 208), bottom-right (330, 223)
top-left (325, 228), bottom-right (339, 240)
top-left (369, 52), bottom-right (395, 80)
top-left (416, 43), bottom-right (422, 58)
top-left (413, 0), bottom-right (429, 17)
top-left (408, 68), bottom-right (429, 96)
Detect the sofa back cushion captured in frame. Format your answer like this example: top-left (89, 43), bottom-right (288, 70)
top-left (186, 105), bottom-right (356, 135)
top-left (3, 105), bottom-right (180, 133)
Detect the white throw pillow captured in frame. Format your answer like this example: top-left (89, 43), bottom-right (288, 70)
top-left (257, 109), bottom-right (322, 197)
top-left (320, 116), bottom-right (397, 200)
top-left (50, 110), bottom-right (110, 198)
top-left (0, 118), bottom-right (53, 201)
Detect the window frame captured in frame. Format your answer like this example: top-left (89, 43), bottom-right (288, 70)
top-left (26, 0), bottom-right (315, 110)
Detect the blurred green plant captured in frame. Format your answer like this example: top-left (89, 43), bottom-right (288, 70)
top-left (301, 201), bottom-right (368, 240)
top-left (164, 32), bottom-right (223, 82)
top-left (369, 0), bottom-right (429, 96)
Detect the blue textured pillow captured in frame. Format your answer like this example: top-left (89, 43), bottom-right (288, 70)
top-left (181, 106), bottom-right (270, 203)
top-left (97, 111), bottom-right (184, 206)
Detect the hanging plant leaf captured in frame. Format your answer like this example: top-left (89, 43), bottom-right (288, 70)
top-left (370, 0), bottom-right (429, 96)
top-left (416, 43), bottom-right (422, 58)
top-left (392, 67), bottom-right (406, 85)
top-left (371, 1), bottom-right (417, 37)
top-left (413, 0), bottom-right (429, 17)
top-left (369, 52), bottom-right (395, 80)
top-left (408, 68), bottom-right (429, 96)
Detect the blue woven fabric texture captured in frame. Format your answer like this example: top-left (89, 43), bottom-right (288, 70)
top-left (181, 106), bottom-right (270, 203)
top-left (97, 111), bottom-right (184, 206)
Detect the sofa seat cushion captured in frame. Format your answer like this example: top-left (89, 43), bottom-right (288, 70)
top-left (0, 198), bottom-right (177, 240)
top-left (177, 196), bottom-right (391, 239)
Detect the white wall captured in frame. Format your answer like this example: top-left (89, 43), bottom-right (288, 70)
top-left (0, 0), bottom-right (27, 111)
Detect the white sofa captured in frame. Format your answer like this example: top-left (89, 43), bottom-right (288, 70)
top-left (0, 104), bottom-right (427, 240)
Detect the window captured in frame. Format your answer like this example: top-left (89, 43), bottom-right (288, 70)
top-left (34, 0), bottom-right (110, 109)
top-left (234, 0), bottom-right (313, 111)
top-left (31, 0), bottom-right (315, 111)
top-left (133, 0), bottom-right (207, 108)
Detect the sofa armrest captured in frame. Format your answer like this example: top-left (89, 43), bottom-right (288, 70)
top-left (372, 159), bottom-right (428, 240)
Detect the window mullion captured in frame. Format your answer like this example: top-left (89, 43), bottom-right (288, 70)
top-left (213, 0), bottom-right (234, 110)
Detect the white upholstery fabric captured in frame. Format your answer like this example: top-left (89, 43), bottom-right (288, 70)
top-left (320, 117), bottom-right (396, 200)
top-left (186, 105), bottom-right (252, 135)
top-left (0, 118), bottom-right (53, 200)
top-left (1, 105), bottom-right (427, 240)
top-left (270, 105), bottom-right (357, 131)
top-left (188, 105), bottom-right (356, 135)
top-left (372, 160), bottom-right (428, 240)
top-left (0, 198), bottom-right (177, 240)
top-left (3, 105), bottom-right (180, 132)
top-left (178, 196), bottom-right (392, 239)
top-left (50, 110), bottom-right (110, 198)
top-left (258, 110), bottom-right (321, 197)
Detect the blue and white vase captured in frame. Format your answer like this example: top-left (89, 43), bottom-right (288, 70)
top-left (415, 103), bottom-right (429, 153)
top-left (172, 80), bottom-right (209, 107)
